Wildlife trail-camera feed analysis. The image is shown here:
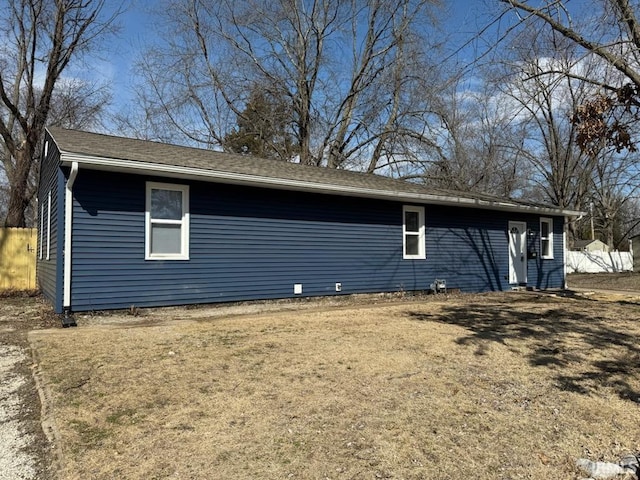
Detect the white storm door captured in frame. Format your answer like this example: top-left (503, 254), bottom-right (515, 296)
top-left (508, 221), bottom-right (527, 284)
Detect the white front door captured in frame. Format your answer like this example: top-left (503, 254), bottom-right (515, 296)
top-left (508, 221), bottom-right (527, 285)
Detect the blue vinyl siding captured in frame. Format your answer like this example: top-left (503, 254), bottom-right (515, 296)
top-left (69, 170), bottom-right (566, 312)
top-left (428, 208), bottom-right (508, 291)
top-left (36, 134), bottom-right (64, 313)
top-left (527, 217), bottom-right (565, 289)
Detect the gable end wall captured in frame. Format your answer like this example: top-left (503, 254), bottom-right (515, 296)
top-left (37, 132), bottom-right (64, 313)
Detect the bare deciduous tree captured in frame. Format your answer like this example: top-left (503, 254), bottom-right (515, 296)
top-left (419, 76), bottom-right (529, 197)
top-left (0, 0), bottom-right (119, 227)
top-left (47, 79), bottom-right (112, 131)
top-left (499, 0), bottom-right (640, 152)
top-left (130, 0), bottom-right (444, 171)
top-left (494, 1), bottom-right (640, 245)
top-left (589, 147), bottom-right (640, 248)
top-left (495, 31), bottom-right (596, 212)
top-left (0, 79), bottom-right (112, 225)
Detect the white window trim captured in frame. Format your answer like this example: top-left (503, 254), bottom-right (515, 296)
top-left (145, 182), bottom-right (190, 260)
top-left (46, 191), bottom-right (51, 260)
top-left (403, 205), bottom-right (426, 260)
top-left (540, 217), bottom-right (553, 259)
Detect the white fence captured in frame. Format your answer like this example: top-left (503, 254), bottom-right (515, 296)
top-left (566, 250), bottom-right (633, 273)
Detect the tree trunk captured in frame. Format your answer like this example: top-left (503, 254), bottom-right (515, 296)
top-left (298, 101), bottom-right (314, 166)
top-left (4, 150), bottom-right (31, 227)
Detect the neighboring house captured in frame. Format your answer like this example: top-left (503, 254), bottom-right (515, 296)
top-left (632, 235), bottom-right (640, 271)
top-left (572, 239), bottom-right (610, 253)
top-left (37, 128), bottom-right (583, 325)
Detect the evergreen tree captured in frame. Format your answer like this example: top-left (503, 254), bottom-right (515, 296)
top-left (224, 88), bottom-right (298, 161)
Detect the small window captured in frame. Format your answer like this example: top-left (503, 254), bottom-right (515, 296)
top-left (46, 191), bottom-right (51, 260)
top-left (145, 182), bottom-right (190, 260)
top-left (403, 205), bottom-right (425, 259)
top-left (39, 202), bottom-right (44, 260)
top-left (540, 217), bottom-right (553, 259)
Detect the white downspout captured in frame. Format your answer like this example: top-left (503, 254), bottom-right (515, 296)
top-left (563, 218), bottom-right (567, 289)
top-left (63, 162), bottom-right (78, 325)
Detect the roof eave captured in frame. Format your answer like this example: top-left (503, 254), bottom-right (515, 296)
top-left (59, 152), bottom-right (585, 217)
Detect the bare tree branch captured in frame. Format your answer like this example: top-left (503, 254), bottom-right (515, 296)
top-left (0, 0), bottom-right (120, 226)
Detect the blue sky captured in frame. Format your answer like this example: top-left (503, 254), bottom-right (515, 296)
top-left (76, 0), bottom-right (593, 118)
top-left (77, 0), bottom-right (497, 109)
top-left (93, 0), bottom-right (156, 108)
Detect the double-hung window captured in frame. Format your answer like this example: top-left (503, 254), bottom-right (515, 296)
top-left (145, 182), bottom-right (190, 260)
top-left (540, 217), bottom-right (553, 259)
top-left (403, 205), bottom-right (425, 259)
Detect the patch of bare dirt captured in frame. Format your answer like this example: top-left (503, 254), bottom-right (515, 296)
top-left (27, 291), bottom-right (640, 480)
top-left (72, 291), bottom-right (457, 327)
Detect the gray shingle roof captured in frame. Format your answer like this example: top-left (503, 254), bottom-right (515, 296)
top-left (573, 239), bottom-right (604, 248)
top-left (46, 127), bottom-right (582, 216)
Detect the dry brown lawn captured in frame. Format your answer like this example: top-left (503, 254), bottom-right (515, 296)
top-left (568, 271), bottom-right (640, 292)
top-left (28, 291), bottom-right (640, 480)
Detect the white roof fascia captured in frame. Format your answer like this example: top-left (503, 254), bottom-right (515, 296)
top-left (59, 152), bottom-right (584, 217)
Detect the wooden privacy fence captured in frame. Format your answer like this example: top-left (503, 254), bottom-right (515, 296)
top-left (0, 227), bottom-right (38, 290)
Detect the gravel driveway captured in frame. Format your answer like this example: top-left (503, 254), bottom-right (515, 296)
top-left (0, 344), bottom-right (37, 480)
top-left (0, 296), bottom-right (55, 480)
